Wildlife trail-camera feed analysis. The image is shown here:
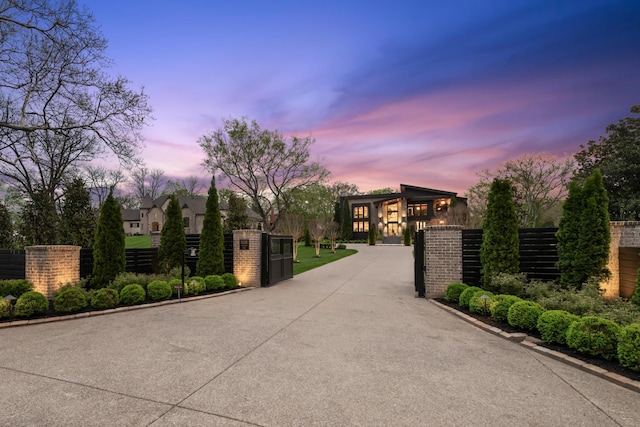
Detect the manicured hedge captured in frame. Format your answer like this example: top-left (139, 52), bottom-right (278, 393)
top-left (120, 284), bottom-right (146, 306)
top-left (14, 291), bottom-right (48, 317)
top-left (222, 273), bottom-right (238, 289)
top-left (205, 275), bottom-right (225, 291)
top-left (617, 323), bottom-right (640, 371)
top-left (566, 316), bottom-right (621, 361)
top-left (0, 279), bottom-right (33, 298)
top-left (445, 283), bottom-right (468, 302)
top-left (507, 300), bottom-right (545, 331)
top-left (489, 295), bottom-right (522, 323)
top-left (536, 310), bottom-right (579, 345)
top-left (147, 280), bottom-right (172, 301)
top-left (54, 287), bottom-right (88, 314)
top-left (459, 286), bottom-right (483, 308)
top-left (91, 288), bottom-right (119, 309)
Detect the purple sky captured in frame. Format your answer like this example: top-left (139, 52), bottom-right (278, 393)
top-left (87, 0), bottom-right (640, 195)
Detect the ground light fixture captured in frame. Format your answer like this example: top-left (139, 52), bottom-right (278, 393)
top-left (180, 247), bottom-right (198, 301)
top-left (480, 294), bottom-right (491, 315)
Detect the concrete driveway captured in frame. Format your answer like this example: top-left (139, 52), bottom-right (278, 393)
top-left (0, 244), bottom-right (639, 426)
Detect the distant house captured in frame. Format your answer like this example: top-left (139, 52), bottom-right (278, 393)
top-left (122, 194), bottom-right (261, 236)
top-left (341, 184), bottom-right (466, 241)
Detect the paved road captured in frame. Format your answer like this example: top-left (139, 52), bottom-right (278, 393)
top-left (1, 244), bottom-right (639, 426)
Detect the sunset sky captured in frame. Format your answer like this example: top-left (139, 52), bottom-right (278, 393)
top-left (87, 0), bottom-right (639, 195)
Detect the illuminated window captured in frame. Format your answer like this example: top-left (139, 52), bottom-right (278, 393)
top-left (435, 199), bottom-right (449, 212)
top-left (353, 205), bottom-right (369, 219)
top-left (407, 203), bottom-right (428, 217)
top-left (353, 222), bottom-right (369, 232)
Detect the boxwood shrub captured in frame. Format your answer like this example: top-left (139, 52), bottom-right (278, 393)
top-left (147, 280), bottom-right (172, 301)
top-left (53, 287), bottom-right (88, 314)
top-left (445, 283), bottom-right (468, 302)
top-left (205, 275), bottom-right (225, 291)
top-left (119, 284), bottom-right (146, 306)
top-left (617, 323), bottom-right (640, 371)
top-left (221, 273), bottom-right (238, 289)
top-left (187, 276), bottom-right (206, 295)
top-left (489, 295), bottom-right (522, 323)
top-left (458, 286), bottom-right (483, 308)
top-left (566, 316), bottom-right (621, 361)
top-left (536, 310), bottom-right (579, 345)
top-left (468, 290), bottom-right (494, 315)
top-left (507, 300), bottom-right (545, 331)
top-left (91, 288), bottom-right (119, 309)
top-left (0, 299), bottom-right (10, 318)
top-left (14, 291), bottom-right (48, 317)
top-left (0, 279), bottom-right (33, 298)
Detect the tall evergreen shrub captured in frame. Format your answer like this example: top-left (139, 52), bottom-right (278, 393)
top-left (92, 189), bottom-right (125, 288)
top-left (340, 200), bottom-right (353, 240)
top-left (556, 181), bottom-right (584, 288)
top-left (197, 176), bottom-right (225, 276)
top-left (575, 169), bottom-right (610, 284)
top-left (223, 191), bottom-right (249, 232)
top-left (0, 202), bottom-right (13, 248)
top-left (557, 170), bottom-right (610, 289)
top-left (59, 178), bottom-right (96, 247)
top-left (368, 224), bottom-right (376, 245)
top-left (158, 195), bottom-right (186, 273)
top-left (480, 179), bottom-right (519, 288)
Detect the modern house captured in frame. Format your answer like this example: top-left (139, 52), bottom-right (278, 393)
top-left (122, 194), bottom-right (261, 236)
top-left (342, 184), bottom-right (466, 241)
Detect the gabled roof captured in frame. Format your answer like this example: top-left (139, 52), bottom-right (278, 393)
top-left (121, 208), bottom-right (140, 221)
top-left (400, 184), bottom-right (458, 197)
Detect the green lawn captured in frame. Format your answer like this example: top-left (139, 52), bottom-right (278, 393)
top-left (293, 244), bottom-right (358, 275)
top-left (125, 235), bottom-right (152, 248)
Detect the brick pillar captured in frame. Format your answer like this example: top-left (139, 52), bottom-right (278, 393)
top-left (425, 225), bottom-right (463, 299)
top-left (25, 245), bottom-right (81, 299)
top-left (602, 223), bottom-right (622, 299)
top-left (233, 230), bottom-right (263, 287)
top-left (151, 232), bottom-right (161, 248)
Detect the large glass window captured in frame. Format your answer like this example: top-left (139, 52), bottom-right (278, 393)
top-left (353, 221), bottom-right (369, 233)
top-left (435, 199), bottom-right (449, 212)
top-left (353, 205), bottom-right (369, 219)
top-left (408, 203), bottom-right (428, 217)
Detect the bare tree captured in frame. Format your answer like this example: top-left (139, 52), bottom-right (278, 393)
top-left (308, 216), bottom-right (330, 257)
top-left (130, 167), bottom-right (165, 200)
top-left (199, 117), bottom-right (329, 231)
top-left (84, 165), bottom-right (127, 206)
top-left (0, 0), bottom-right (151, 198)
top-left (276, 212), bottom-right (305, 261)
top-left (164, 175), bottom-right (205, 196)
top-left (466, 153), bottom-right (574, 227)
top-left (325, 221), bottom-right (340, 253)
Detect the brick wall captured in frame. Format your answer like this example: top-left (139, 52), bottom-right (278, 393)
top-left (233, 230), bottom-right (263, 287)
top-left (603, 221), bottom-right (640, 298)
top-left (25, 246), bottom-right (81, 299)
top-left (425, 225), bottom-right (463, 299)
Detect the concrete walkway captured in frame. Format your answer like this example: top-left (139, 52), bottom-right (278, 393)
top-left (0, 244), bottom-right (639, 426)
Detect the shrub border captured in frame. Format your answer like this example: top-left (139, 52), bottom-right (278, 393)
top-left (0, 287), bottom-right (252, 328)
top-left (430, 299), bottom-right (640, 394)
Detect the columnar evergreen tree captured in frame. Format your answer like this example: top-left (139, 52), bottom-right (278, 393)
top-left (158, 195), bottom-right (186, 273)
top-left (59, 178), bottom-right (96, 247)
top-left (92, 189), bottom-right (125, 288)
top-left (223, 191), bottom-right (249, 232)
top-left (197, 177), bottom-right (225, 276)
top-left (368, 224), bottom-right (377, 245)
top-left (0, 202), bottom-right (13, 248)
top-left (19, 188), bottom-right (58, 245)
top-left (480, 179), bottom-right (519, 288)
top-left (556, 181), bottom-right (584, 288)
top-left (340, 200), bottom-right (353, 240)
top-left (575, 169), bottom-right (611, 285)
top-left (557, 170), bottom-right (611, 289)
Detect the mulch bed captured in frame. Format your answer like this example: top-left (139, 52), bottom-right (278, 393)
top-left (435, 298), bottom-right (640, 383)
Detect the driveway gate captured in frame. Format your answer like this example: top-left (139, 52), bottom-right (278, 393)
top-left (414, 230), bottom-right (425, 297)
top-left (261, 234), bottom-right (294, 287)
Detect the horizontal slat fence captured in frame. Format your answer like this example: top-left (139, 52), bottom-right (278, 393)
top-left (1, 233), bottom-right (234, 281)
top-left (0, 249), bottom-right (26, 280)
top-left (462, 228), bottom-right (560, 287)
